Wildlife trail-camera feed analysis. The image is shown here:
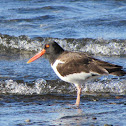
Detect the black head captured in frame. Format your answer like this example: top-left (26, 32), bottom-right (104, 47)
top-left (27, 41), bottom-right (64, 64)
top-left (44, 41), bottom-right (64, 55)
top-left (42, 41), bottom-right (64, 63)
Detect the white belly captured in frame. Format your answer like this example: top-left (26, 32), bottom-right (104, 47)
top-left (51, 60), bottom-right (93, 86)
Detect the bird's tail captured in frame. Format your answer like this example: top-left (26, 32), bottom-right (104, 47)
top-left (104, 65), bottom-right (126, 76)
top-left (95, 59), bottom-right (126, 76)
top-left (109, 69), bottom-right (126, 76)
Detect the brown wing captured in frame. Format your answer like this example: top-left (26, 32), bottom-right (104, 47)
top-left (57, 52), bottom-right (126, 76)
top-left (93, 58), bottom-right (126, 76)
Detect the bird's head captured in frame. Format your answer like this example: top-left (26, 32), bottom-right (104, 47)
top-left (27, 41), bottom-right (64, 63)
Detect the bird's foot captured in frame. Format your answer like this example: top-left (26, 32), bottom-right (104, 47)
top-left (67, 103), bottom-right (80, 109)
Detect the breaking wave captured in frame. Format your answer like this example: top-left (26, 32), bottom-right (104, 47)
top-left (0, 33), bottom-right (126, 56)
top-left (0, 33), bottom-right (125, 95)
top-left (0, 78), bottom-right (126, 95)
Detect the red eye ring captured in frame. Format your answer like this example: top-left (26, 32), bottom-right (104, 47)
top-left (46, 44), bottom-right (50, 48)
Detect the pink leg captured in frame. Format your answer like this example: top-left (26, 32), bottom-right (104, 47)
top-left (75, 85), bottom-right (81, 106)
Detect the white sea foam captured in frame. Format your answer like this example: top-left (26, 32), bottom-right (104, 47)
top-left (0, 79), bottom-right (47, 95)
top-left (83, 79), bottom-right (126, 94)
top-left (0, 78), bottom-right (125, 95)
top-left (0, 34), bottom-right (126, 56)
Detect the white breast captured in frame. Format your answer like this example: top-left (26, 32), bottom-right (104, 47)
top-left (51, 60), bottom-right (65, 80)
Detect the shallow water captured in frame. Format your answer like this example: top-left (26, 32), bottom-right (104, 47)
top-left (0, 0), bottom-right (126, 125)
top-left (0, 94), bottom-right (126, 126)
top-left (0, 53), bottom-right (126, 126)
top-left (0, 53), bottom-right (125, 95)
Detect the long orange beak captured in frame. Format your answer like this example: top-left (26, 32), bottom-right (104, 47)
top-left (27, 49), bottom-right (46, 63)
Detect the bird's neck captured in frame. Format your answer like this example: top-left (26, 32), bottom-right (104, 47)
top-left (48, 48), bottom-right (64, 64)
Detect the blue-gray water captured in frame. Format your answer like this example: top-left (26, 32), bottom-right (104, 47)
top-left (1, 0), bottom-right (126, 39)
top-left (0, 0), bottom-right (126, 126)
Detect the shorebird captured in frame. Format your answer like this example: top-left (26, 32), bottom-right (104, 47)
top-left (27, 41), bottom-right (126, 106)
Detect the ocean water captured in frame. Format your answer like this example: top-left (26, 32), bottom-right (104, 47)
top-left (1, 0), bottom-right (126, 39)
top-left (0, 0), bottom-right (126, 125)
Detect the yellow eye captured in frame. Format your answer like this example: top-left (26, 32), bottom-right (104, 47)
top-left (45, 44), bottom-right (50, 48)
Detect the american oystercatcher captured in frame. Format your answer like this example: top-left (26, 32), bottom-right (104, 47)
top-left (27, 41), bottom-right (126, 106)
